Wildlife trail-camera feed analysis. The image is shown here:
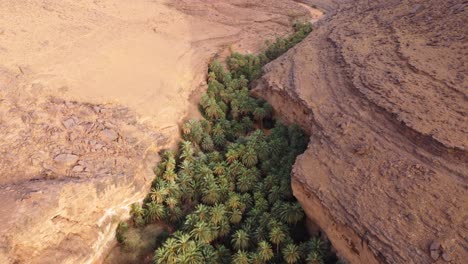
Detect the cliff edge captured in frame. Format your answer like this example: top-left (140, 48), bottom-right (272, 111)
top-left (253, 0), bottom-right (467, 263)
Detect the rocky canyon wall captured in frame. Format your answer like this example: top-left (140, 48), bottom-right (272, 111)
top-left (0, 0), bottom-right (311, 263)
top-left (253, 0), bottom-right (467, 263)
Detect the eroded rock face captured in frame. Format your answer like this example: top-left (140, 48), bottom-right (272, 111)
top-left (0, 0), bottom-right (311, 263)
top-left (253, 0), bottom-right (467, 263)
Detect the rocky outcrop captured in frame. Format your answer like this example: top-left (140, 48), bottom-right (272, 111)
top-left (253, 0), bottom-right (467, 263)
top-left (0, 0), bottom-right (312, 263)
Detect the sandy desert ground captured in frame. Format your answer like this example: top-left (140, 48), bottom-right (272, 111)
top-left (0, 0), bottom-right (313, 263)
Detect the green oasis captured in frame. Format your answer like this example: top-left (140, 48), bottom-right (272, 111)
top-left (115, 22), bottom-right (336, 264)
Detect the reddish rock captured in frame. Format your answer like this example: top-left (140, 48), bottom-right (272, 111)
top-left (253, 0), bottom-right (467, 263)
top-left (54, 153), bottom-right (79, 166)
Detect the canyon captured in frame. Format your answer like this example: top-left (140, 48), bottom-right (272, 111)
top-left (253, 0), bottom-right (467, 263)
top-left (0, 0), bottom-right (310, 263)
top-left (0, 0), bottom-right (466, 263)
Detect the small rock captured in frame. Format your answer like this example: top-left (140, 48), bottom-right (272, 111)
top-left (441, 252), bottom-right (451, 262)
top-left (430, 250), bottom-right (440, 261)
top-left (354, 143), bottom-right (371, 155)
top-left (62, 118), bottom-right (76, 129)
top-left (410, 4), bottom-right (422, 14)
top-left (72, 165), bottom-right (84, 172)
top-left (54, 154), bottom-right (79, 166)
top-left (430, 240), bottom-right (441, 250)
top-left (69, 132), bottom-right (79, 141)
top-left (94, 144), bottom-right (103, 150)
top-left (100, 129), bottom-right (118, 141)
top-left (64, 101), bottom-right (74, 108)
top-left (31, 82), bottom-right (44, 91)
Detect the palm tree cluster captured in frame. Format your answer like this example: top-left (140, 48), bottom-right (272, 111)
top-left (116, 21), bottom-right (335, 263)
top-left (228, 22), bottom-right (313, 82)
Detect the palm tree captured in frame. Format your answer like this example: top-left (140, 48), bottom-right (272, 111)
top-left (180, 141), bottom-right (195, 161)
top-left (254, 195), bottom-right (269, 213)
top-left (216, 245), bottom-right (232, 263)
top-left (130, 203), bottom-right (145, 226)
top-left (208, 71), bottom-right (217, 83)
top-left (190, 221), bottom-right (214, 244)
top-left (163, 169), bottom-right (177, 182)
top-left (229, 208), bottom-right (243, 224)
top-left (209, 60), bottom-right (226, 81)
top-left (232, 250), bottom-right (250, 264)
top-left (200, 244), bottom-right (219, 264)
top-left (253, 226), bottom-right (268, 244)
top-left (208, 151), bottom-right (222, 163)
top-left (200, 94), bottom-right (212, 110)
top-left (240, 96), bottom-right (257, 115)
top-left (225, 148), bottom-right (239, 164)
top-left (213, 162), bottom-right (226, 175)
top-left (195, 204), bottom-right (210, 221)
top-left (231, 105), bottom-right (240, 120)
top-left (255, 140), bottom-right (269, 162)
top-left (178, 173), bottom-right (195, 200)
top-left (241, 116), bottom-right (254, 133)
top-left (160, 237), bottom-right (178, 263)
top-left (232, 229), bottom-right (250, 250)
top-left (166, 196), bottom-right (179, 209)
top-left (237, 174), bottom-right (254, 193)
top-left (213, 133), bottom-right (226, 147)
top-left (257, 241), bottom-right (274, 262)
top-left (240, 193), bottom-right (253, 212)
top-left (218, 219), bottom-right (231, 238)
top-left (167, 207), bottom-right (184, 224)
top-left (253, 107), bottom-right (266, 128)
top-left (154, 246), bottom-right (171, 264)
top-left (201, 135), bottom-right (215, 152)
top-left (229, 160), bottom-right (245, 176)
top-left (210, 204), bottom-right (226, 225)
top-left (207, 79), bottom-right (223, 97)
top-left (212, 123), bottom-right (224, 136)
top-left (205, 98), bottom-right (224, 120)
top-left (150, 185), bottom-right (168, 204)
top-left (202, 183), bottom-right (221, 205)
top-left (182, 120), bottom-right (203, 144)
top-left (200, 119), bottom-right (212, 134)
top-left (263, 103), bottom-right (273, 119)
top-left (179, 244), bottom-right (204, 264)
top-left (306, 251), bottom-right (324, 264)
top-left (146, 201), bottom-right (166, 223)
top-left (167, 182), bottom-right (181, 200)
top-left (241, 147), bottom-right (258, 168)
top-left (227, 193), bottom-right (241, 209)
top-left (268, 185), bottom-right (282, 204)
top-left (269, 226), bottom-right (286, 253)
top-left (309, 237), bottom-right (324, 257)
top-left (250, 253), bottom-right (263, 264)
top-left (165, 153), bottom-right (175, 169)
top-left (116, 221), bottom-right (128, 244)
top-left (175, 232), bottom-right (192, 253)
top-left (282, 243), bottom-right (301, 264)
top-left (280, 203), bottom-right (305, 225)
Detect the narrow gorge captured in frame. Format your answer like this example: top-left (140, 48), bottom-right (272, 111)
top-left (0, 0), bottom-right (466, 263)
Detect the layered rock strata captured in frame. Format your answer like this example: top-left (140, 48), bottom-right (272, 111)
top-left (253, 0), bottom-right (467, 263)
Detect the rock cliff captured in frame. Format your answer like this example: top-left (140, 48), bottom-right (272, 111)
top-left (0, 0), bottom-right (311, 263)
top-left (253, 0), bottom-right (467, 263)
